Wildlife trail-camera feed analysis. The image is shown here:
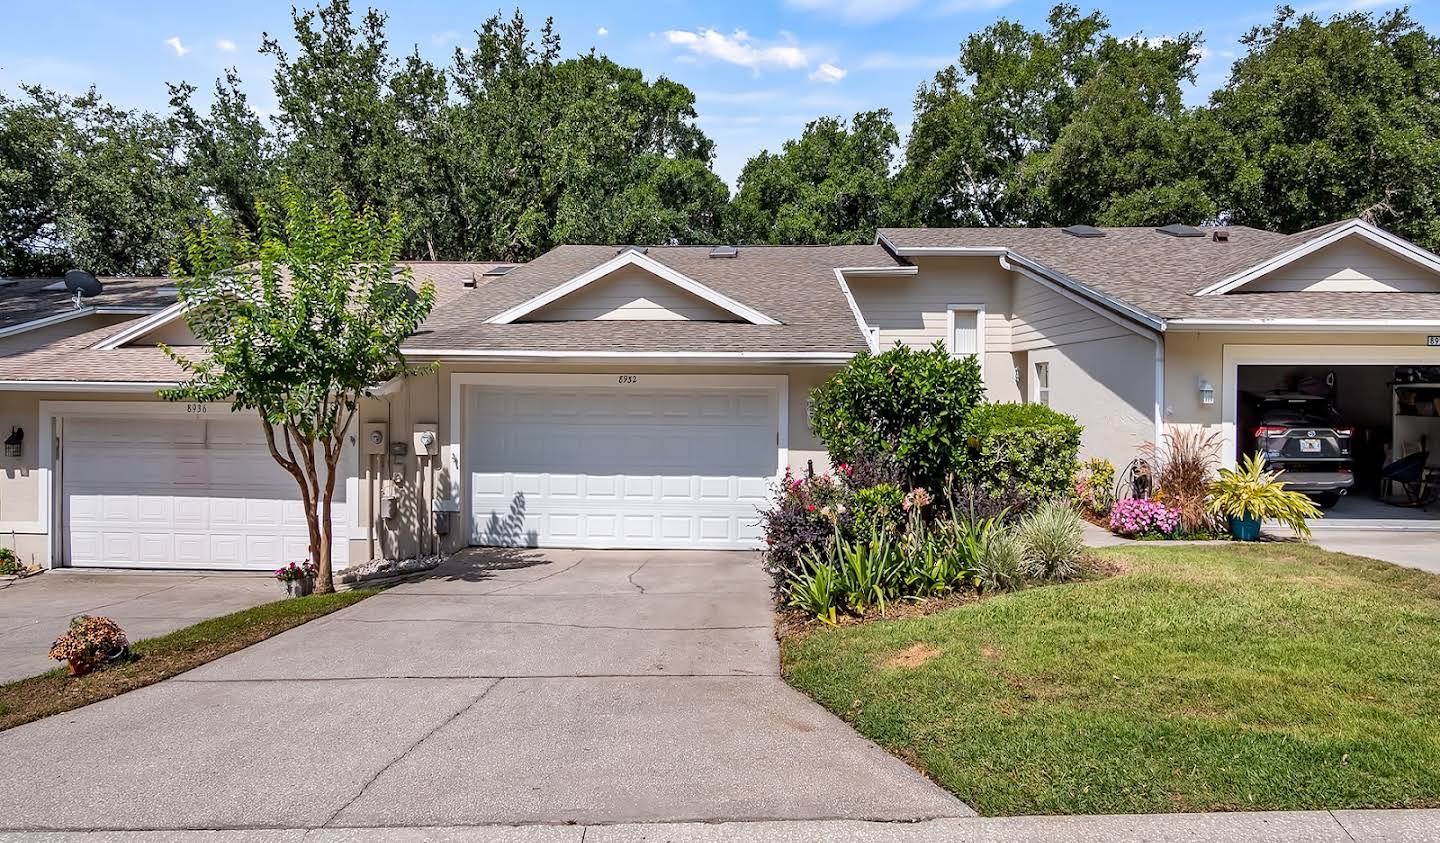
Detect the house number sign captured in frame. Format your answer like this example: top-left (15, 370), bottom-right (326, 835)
top-left (1428, 336), bottom-right (1440, 347)
top-left (617, 375), bottom-right (638, 384)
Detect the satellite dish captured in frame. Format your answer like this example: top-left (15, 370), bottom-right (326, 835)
top-left (63, 269), bottom-right (104, 305)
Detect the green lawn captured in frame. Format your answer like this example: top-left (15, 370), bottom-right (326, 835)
top-left (781, 543), bottom-right (1440, 816)
top-left (0, 588), bottom-right (380, 732)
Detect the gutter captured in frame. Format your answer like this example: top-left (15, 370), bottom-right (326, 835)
top-left (399, 349), bottom-right (860, 364)
top-left (0, 381), bottom-right (175, 392)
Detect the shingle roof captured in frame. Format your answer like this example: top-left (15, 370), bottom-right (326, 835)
top-left (0, 276), bottom-right (176, 330)
top-left (410, 245), bottom-right (891, 353)
top-left (876, 221), bottom-right (1440, 321)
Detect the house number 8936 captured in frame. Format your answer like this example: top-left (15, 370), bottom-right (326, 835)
top-left (617, 375), bottom-right (638, 385)
top-left (186, 403), bottom-right (208, 414)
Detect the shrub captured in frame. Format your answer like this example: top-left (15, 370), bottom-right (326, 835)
top-left (836, 447), bottom-right (904, 490)
top-left (0, 548), bottom-right (20, 576)
top-left (1109, 497), bottom-right (1181, 538)
top-left (1018, 502), bottom-right (1084, 581)
top-left (1073, 458), bottom-right (1116, 517)
top-left (809, 342), bottom-right (984, 490)
top-left (851, 483), bottom-right (904, 538)
top-left (963, 402), bottom-right (1082, 502)
top-left (977, 527), bottom-right (1026, 593)
top-left (760, 469), bottom-right (847, 581)
top-left (1141, 427), bottom-right (1222, 535)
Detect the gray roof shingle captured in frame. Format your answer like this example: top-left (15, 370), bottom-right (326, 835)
top-left (1, 276), bottom-right (176, 330)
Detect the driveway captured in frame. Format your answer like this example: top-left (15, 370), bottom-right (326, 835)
top-left (0, 571), bottom-right (277, 683)
top-left (0, 549), bottom-right (970, 831)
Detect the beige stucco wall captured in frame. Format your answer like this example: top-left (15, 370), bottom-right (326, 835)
top-left (847, 257), bottom-right (1022, 403)
top-left (1244, 238), bottom-right (1440, 292)
top-left (1030, 333), bottom-right (1158, 466)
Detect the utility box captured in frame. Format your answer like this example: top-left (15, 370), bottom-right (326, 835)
top-left (362, 423), bottom-right (387, 456)
top-left (413, 424), bottom-right (439, 456)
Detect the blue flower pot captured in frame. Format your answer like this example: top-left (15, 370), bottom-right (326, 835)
top-left (1228, 514), bottom-right (1261, 542)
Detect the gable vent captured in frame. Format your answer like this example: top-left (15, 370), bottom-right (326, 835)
top-left (1062, 224), bottom-right (1105, 238)
top-left (709, 245), bottom-right (739, 258)
top-left (482, 265), bottom-right (516, 277)
top-left (1156, 223), bottom-right (1204, 238)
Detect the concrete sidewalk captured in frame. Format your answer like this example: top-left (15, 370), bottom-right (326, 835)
top-left (0, 809), bottom-right (1436, 841)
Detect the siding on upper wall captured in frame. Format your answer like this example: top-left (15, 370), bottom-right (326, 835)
top-left (523, 267), bottom-right (739, 321)
top-left (1241, 237), bottom-right (1440, 292)
top-left (847, 256), bottom-right (1018, 399)
top-left (1011, 277), bottom-right (1132, 350)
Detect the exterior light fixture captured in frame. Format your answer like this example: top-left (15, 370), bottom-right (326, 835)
top-left (4, 427), bottom-right (21, 458)
top-left (1198, 378), bottom-right (1216, 406)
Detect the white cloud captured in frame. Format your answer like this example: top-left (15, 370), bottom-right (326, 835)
top-left (165, 37), bottom-right (190, 57)
top-left (215, 38), bottom-right (236, 52)
top-left (809, 63), bottom-right (847, 83)
top-left (597, 26), bottom-right (609, 36)
top-left (662, 28), bottom-right (809, 70)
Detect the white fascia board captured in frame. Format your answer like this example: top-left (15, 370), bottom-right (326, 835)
top-left (486, 250), bottom-right (780, 326)
top-left (92, 301), bottom-right (189, 350)
top-left (875, 233), bottom-right (1009, 258)
top-left (1194, 219), bottom-right (1440, 296)
top-left (1166, 317), bottom-right (1440, 332)
top-left (0, 306), bottom-right (160, 339)
top-left (400, 348), bottom-right (855, 363)
top-left (0, 380), bottom-right (176, 392)
top-left (833, 268), bottom-right (893, 353)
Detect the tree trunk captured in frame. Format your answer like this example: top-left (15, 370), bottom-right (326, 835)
top-left (261, 420), bottom-right (323, 587)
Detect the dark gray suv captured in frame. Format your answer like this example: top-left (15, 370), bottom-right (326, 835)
top-left (1244, 393), bottom-right (1355, 507)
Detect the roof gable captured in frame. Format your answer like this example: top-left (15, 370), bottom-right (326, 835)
top-left (1196, 220), bottom-right (1440, 295)
top-left (487, 250), bottom-right (780, 326)
top-left (522, 263), bottom-right (741, 322)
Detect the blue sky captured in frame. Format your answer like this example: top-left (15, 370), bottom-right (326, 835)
top-left (1, 0), bottom-right (1423, 187)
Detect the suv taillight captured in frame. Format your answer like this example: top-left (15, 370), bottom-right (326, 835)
top-left (1334, 427), bottom-right (1354, 437)
top-left (1253, 426), bottom-right (1288, 439)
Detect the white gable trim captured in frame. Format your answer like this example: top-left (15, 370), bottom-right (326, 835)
top-left (1194, 219), bottom-right (1440, 296)
top-left (486, 250), bottom-right (780, 326)
top-left (91, 301), bottom-right (190, 350)
top-left (832, 266), bottom-right (915, 354)
top-left (0, 306), bottom-right (159, 340)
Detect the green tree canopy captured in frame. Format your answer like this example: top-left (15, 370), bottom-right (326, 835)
top-left (729, 110), bottom-right (899, 244)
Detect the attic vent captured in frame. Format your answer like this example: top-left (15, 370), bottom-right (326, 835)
top-left (1062, 224), bottom-right (1105, 238)
top-left (1156, 223), bottom-right (1204, 238)
top-left (482, 265), bottom-right (516, 277)
top-left (1212, 229), bottom-right (1230, 243)
top-left (616, 246), bottom-right (649, 255)
top-left (709, 245), bottom-right (738, 258)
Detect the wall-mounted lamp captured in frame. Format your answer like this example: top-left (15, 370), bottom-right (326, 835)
top-left (4, 427), bottom-right (22, 458)
top-left (1198, 378), bottom-right (1216, 406)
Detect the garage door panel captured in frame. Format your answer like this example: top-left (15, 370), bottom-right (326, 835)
top-left (63, 416), bottom-right (350, 570)
top-left (466, 383), bottom-right (779, 550)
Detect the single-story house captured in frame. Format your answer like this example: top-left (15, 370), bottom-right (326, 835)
top-left (3, 219), bottom-right (1439, 570)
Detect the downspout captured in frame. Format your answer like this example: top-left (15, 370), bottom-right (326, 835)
top-left (1153, 330), bottom-right (1166, 448)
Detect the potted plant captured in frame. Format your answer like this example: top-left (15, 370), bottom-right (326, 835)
top-left (0, 547), bottom-right (22, 576)
top-left (274, 561), bottom-right (319, 597)
top-left (48, 615), bottom-right (129, 677)
top-left (1208, 453), bottom-right (1322, 541)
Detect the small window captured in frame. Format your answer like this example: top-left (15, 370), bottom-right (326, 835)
top-left (1034, 361), bottom-right (1050, 406)
top-left (947, 305), bottom-right (984, 362)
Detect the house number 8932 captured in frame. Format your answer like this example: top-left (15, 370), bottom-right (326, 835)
top-left (617, 375), bottom-right (638, 385)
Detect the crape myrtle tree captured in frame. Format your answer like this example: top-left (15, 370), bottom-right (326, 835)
top-left (162, 183), bottom-right (434, 593)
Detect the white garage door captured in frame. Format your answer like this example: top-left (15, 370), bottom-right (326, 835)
top-left (465, 380), bottom-right (780, 549)
top-left (63, 416), bottom-right (349, 570)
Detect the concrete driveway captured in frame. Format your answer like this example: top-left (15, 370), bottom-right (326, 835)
top-left (0, 571), bottom-right (277, 683)
top-left (0, 549), bottom-right (970, 832)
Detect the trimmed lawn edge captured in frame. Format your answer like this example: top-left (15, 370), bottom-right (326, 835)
top-left (0, 588), bottom-right (380, 732)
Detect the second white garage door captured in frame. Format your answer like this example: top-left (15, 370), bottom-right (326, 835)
top-left (465, 378), bottom-right (782, 549)
top-left (63, 415), bottom-right (350, 570)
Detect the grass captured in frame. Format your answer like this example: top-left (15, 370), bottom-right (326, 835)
top-left (0, 588), bottom-right (379, 732)
top-left (780, 543), bottom-right (1440, 816)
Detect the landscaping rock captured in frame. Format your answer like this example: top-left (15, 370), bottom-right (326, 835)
top-left (338, 554), bottom-right (444, 585)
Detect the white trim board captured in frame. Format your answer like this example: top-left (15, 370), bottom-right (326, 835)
top-left (92, 301), bottom-right (189, 349)
top-left (1195, 219), bottom-right (1440, 296)
top-left (0, 306), bottom-right (161, 339)
top-left (445, 372), bottom-right (790, 545)
top-left (1217, 343), bottom-right (1440, 470)
top-left (486, 250), bottom-right (780, 326)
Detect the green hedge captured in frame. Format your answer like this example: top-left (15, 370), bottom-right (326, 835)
top-left (963, 402), bottom-right (1082, 502)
